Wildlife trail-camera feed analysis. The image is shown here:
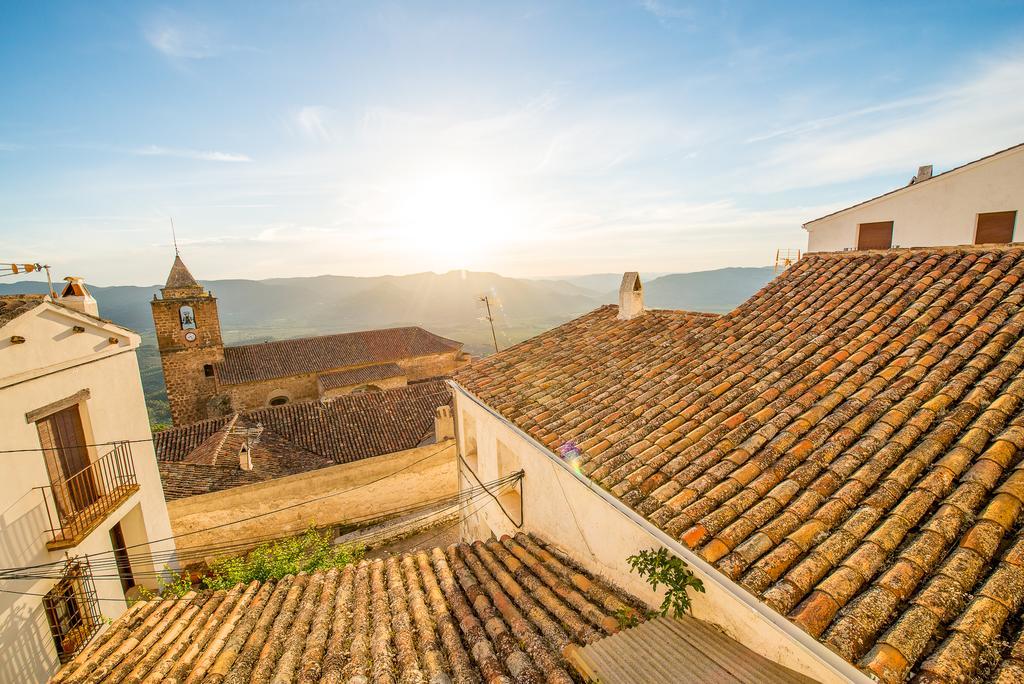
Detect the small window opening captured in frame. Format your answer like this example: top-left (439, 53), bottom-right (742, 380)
top-left (203, 364), bottom-right (214, 378)
top-left (269, 396), bottom-right (289, 406)
top-left (44, 561), bottom-right (101, 663)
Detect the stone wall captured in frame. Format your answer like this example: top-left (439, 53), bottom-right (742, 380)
top-left (223, 372), bottom-right (320, 411)
top-left (320, 374), bottom-right (407, 399)
top-left (397, 350), bottom-right (470, 380)
top-left (165, 439), bottom-right (456, 558)
top-left (219, 349), bottom-right (468, 412)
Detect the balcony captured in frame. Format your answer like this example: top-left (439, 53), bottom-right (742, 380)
top-left (39, 441), bottom-right (139, 550)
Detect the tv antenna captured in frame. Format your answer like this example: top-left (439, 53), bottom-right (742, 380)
top-left (479, 295), bottom-right (499, 354)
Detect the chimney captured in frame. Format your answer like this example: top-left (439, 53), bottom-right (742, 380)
top-left (58, 277), bottom-right (99, 317)
top-left (617, 272), bottom-right (644, 320)
top-left (239, 443), bottom-right (254, 471)
top-left (434, 405), bottom-right (454, 441)
top-left (909, 164), bottom-right (933, 185)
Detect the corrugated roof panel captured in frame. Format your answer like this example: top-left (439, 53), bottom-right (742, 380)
top-left (569, 616), bottom-right (816, 684)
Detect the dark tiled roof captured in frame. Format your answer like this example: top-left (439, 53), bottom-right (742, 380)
top-left (155, 381), bottom-right (452, 496)
top-left (217, 327), bottom-right (463, 385)
top-left (456, 246), bottom-right (1024, 683)
top-left (157, 415), bottom-right (335, 500)
top-left (0, 294), bottom-right (44, 327)
top-left (51, 533), bottom-right (646, 684)
top-left (164, 254), bottom-right (201, 290)
top-left (318, 362), bottom-right (406, 390)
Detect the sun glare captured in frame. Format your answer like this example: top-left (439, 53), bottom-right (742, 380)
top-left (395, 169), bottom-right (520, 270)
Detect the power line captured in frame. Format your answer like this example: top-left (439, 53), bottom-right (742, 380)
top-left (0, 388), bottom-right (455, 454)
top-left (0, 483), bottom-right (518, 603)
top-left (0, 485), bottom-right (505, 584)
top-left (0, 461), bottom-right (520, 578)
top-left (1, 474), bottom-right (520, 580)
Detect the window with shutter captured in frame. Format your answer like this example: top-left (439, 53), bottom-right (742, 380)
top-left (975, 211), bottom-right (1017, 244)
top-left (857, 221), bottom-right (894, 250)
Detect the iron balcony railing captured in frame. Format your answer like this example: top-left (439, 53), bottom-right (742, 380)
top-left (39, 441), bottom-right (139, 549)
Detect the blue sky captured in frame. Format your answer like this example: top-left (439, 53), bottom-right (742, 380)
top-left (2, 1), bottom-right (1024, 285)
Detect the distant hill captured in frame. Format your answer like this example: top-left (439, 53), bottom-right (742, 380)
top-left (640, 267), bottom-right (776, 313)
top-left (1, 266), bottom-right (776, 423)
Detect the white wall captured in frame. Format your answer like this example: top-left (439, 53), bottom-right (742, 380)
top-left (453, 385), bottom-right (869, 684)
top-left (806, 145), bottom-right (1024, 252)
top-left (0, 303), bottom-right (176, 683)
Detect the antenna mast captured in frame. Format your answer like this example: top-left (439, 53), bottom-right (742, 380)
top-left (479, 296), bottom-right (499, 354)
top-left (170, 217), bottom-right (179, 256)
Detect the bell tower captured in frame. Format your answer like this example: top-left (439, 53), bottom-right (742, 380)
top-left (151, 254), bottom-right (226, 426)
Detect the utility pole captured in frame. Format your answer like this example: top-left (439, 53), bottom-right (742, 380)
top-left (479, 295), bottom-right (499, 354)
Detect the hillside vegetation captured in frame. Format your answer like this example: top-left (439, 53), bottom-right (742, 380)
top-left (2, 266), bottom-right (775, 424)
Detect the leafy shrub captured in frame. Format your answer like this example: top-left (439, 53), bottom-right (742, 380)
top-left (626, 547), bottom-right (705, 618)
top-left (133, 527), bottom-right (364, 600)
top-left (202, 527), bottom-right (363, 590)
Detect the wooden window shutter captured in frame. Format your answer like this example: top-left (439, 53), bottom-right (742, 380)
top-left (857, 221), bottom-right (894, 250)
top-left (975, 211), bottom-right (1017, 244)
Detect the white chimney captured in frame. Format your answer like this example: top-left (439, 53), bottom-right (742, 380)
top-left (617, 272), bottom-right (644, 320)
top-left (239, 443), bottom-right (254, 471)
top-left (58, 277), bottom-right (99, 317)
top-left (434, 405), bottom-right (454, 441)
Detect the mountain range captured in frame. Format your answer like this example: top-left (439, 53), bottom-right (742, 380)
top-left (1, 266), bottom-right (776, 423)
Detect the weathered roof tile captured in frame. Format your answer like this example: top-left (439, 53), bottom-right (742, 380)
top-left (456, 246), bottom-right (1024, 681)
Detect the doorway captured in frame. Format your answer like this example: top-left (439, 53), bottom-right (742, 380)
top-left (36, 405), bottom-right (98, 520)
top-left (109, 522), bottom-right (135, 594)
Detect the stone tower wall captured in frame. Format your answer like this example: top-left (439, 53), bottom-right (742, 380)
top-left (151, 294), bottom-right (226, 426)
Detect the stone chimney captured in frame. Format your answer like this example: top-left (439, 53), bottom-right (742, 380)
top-left (58, 277), bottom-right (99, 317)
top-left (435, 405), bottom-right (454, 441)
top-left (909, 164), bottom-right (933, 185)
top-left (617, 272), bottom-right (644, 320)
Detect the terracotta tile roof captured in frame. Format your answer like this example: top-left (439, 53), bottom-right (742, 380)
top-left (318, 362), bottom-right (406, 390)
top-left (217, 327), bottom-right (463, 385)
top-left (456, 246), bottom-right (1024, 683)
top-left (0, 294), bottom-right (44, 327)
top-left (155, 381), bottom-right (451, 497)
top-left (51, 533), bottom-right (647, 684)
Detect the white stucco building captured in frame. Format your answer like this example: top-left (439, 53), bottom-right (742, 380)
top-left (805, 142), bottom-right (1023, 252)
top-left (0, 281), bottom-right (176, 683)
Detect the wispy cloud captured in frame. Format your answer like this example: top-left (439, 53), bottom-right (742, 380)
top-left (640, 1), bottom-right (693, 21)
top-left (134, 145), bottom-right (252, 162)
top-left (292, 106), bottom-right (335, 141)
top-left (751, 52), bottom-right (1024, 191)
top-left (144, 18), bottom-right (220, 59)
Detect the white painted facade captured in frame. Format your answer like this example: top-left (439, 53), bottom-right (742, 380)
top-left (805, 143), bottom-right (1024, 252)
top-left (0, 296), bottom-right (176, 683)
top-left (452, 382), bottom-right (871, 684)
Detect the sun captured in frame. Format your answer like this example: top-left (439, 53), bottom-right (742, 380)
top-left (395, 168), bottom-right (518, 270)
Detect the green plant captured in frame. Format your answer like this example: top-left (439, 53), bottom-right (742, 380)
top-left (129, 564), bottom-right (193, 603)
top-left (613, 607), bottom-right (641, 629)
top-left (202, 526), bottom-right (364, 590)
top-left (626, 547), bottom-right (705, 618)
